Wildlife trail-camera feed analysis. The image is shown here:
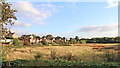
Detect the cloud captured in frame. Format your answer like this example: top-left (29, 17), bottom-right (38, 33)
top-left (11, 29), bottom-right (32, 37)
top-left (13, 1), bottom-right (40, 15)
top-left (38, 22), bottom-right (46, 25)
top-left (14, 21), bottom-right (31, 28)
top-left (78, 23), bottom-right (118, 32)
top-left (104, 0), bottom-right (119, 8)
top-left (12, 2), bottom-right (55, 26)
top-left (39, 3), bottom-right (64, 12)
top-left (41, 3), bottom-right (56, 11)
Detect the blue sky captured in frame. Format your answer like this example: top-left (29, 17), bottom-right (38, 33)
top-left (5, 1), bottom-right (118, 39)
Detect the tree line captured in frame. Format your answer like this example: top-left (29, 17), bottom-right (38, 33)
top-left (19, 34), bottom-right (120, 44)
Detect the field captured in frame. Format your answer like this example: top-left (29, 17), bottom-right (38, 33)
top-left (2, 43), bottom-right (120, 67)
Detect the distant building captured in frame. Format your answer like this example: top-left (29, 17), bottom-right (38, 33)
top-left (62, 38), bottom-right (67, 42)
top-left (47, 37), bottom-right (55, 43)
top-left (9, 33), bottom-right (18, 38)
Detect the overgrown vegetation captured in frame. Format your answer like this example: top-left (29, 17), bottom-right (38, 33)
top-left (13, 38), bottom-right (20, 46)
top-left (51, 50), bottom-right (57, 60)
top-left (2, 45), bottom-right (120, 67)
top-left (41, 39), bottom-right (48, 45)
top-left (2, 59), bottom-right (120, 67)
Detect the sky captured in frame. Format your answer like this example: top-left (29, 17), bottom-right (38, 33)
top-left (5, 0), bottom-right (118, 39)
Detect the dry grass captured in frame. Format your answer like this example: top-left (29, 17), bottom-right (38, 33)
top-left (3, 44), bottom-right (119, 62)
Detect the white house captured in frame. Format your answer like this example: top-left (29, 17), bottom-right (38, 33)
top-left (0, 39), bottom-right (13, 43)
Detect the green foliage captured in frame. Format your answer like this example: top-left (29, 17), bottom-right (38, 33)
top-left (5, 36), bottom-right (13, 39)
top-left (55, 36), bottom-right (62, 40)
top-left (32, 34), bottom-right (36, 39)
top-left (21, 36), bottom-right (25, 39)
top-left (69, 39), bottom-right (77, 44)
top-left (13, 38), bottom-right (20, 46)
top-left (46, 34), bottom-right (53, 39)
top-left (52, 43), bottom-right (58, 46)
top-left (80, 40), bottom-right (86, 44)
top-left (104, 52), bottom-right (118, 62)
top-left (54, 40), bottom-right (60, 44)
top-left (2, 59), bottom-right (120, 67)
top-left (75, 36), bottom-right (79, 41)
top-left (36, 36), bottom-right (40, 39)
top-left (41, 40), bottom-right (48, 45)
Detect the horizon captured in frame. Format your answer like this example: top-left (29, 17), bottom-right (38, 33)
top-left (4, 1), bottom-right (118, 39)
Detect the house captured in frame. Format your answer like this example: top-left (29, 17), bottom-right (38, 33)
top-left (9, 33), bottom-right (18, 38)
top-left (22, 34), bottom-right (38, 43)
top-left (0, 32), bottom-right (14, 43)
top-left (52, 37), bottom-right (55, 42)
top-left (22, 34), bottom-right (33, 39)
top-left (46, 37), bottom-right (55, 43)
top-left (62, 38), bottom-right (67, 42)
top-left (27, 35), bottom-right (34, 39)
top-left (0, 39), bottom-right (13, 43)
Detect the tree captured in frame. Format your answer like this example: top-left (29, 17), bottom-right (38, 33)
top-left (69, 38), bottom-right (77, 44)
top-left (41, 39), bottom-right (48, 45)
top-left (13, 38), bottom-right (20, 46)
top-left (46, 34), bottom-right (53, 39)
top-left (0, 2), bottom-right (17, 39)
top-left (32, 34), bottom-right (36, 39)
top-left (0, 1), bottom-right (17, 66)
top-left (21, 35), bottom-right (25, 39)
top-left (42, 36), bottom-right (46, 39)
top-left (80, 40), bottom-right (86, 44)
top-left (75, 36), bottom-right (79, 41)
top-left (63, 37), bottom-right (66, 39)
top-left (115, 36), bottom-right (120, 43)
top-left (36, 36), bottom-right (40, 39)
top-left (55, 36), bottom-right (61, 40)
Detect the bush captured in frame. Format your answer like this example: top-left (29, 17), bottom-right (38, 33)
top-left (51, 50), bottom-right (57, 59)
top-left (34, 52), bottom-right (43, 60)
top-left (80, 40), bottom-right (86, 44)
top-left (41, 40), bottom-right (48, 45)
top-left (31, 42), bottom-right (34, 44)
top-left (52, 43), bottom-right (58, 46)
top-left (105, 52), bottom-right (118, 62)
top-left (13, 38), bottom-right (20, 46)
top-left (5, 36), bottom-right (13, 39)
top-left (63, 53), bottom-right (73, 61)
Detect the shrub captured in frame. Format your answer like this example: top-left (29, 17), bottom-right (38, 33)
top-left (31, 42), bottom-right (34, 44)
top-left (52, 43), bottom-right (56, 46)
top-left (63, 53), bottom-right (73, 61)
top-left (41, 40), bottom-right (48, 45)
top-left (5, 36), bottom-right (13, 39)
top-left (34, 52), bottom-right (43, 60)
top-left (105, 52), bottom-right (118, 62)
top-left (80, 40), bottom-right (86, 44)
top-left (13, 38), bottom-right (20, 46)
top-left (51, 50), bottom-right (57, 59)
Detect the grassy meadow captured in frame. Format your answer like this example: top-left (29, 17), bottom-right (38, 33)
top-left (2, 43), bottom-right (120, 67)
